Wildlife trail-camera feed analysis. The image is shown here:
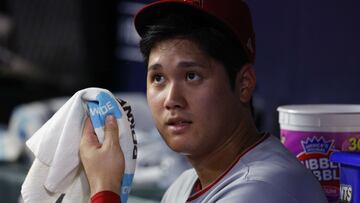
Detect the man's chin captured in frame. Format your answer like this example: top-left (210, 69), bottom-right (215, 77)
top-left (178, 152), bottom-right (191, 156)
top-left (168, 144), bottom-right (192, 156)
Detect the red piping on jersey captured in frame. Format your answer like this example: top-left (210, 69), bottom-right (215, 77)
top-left (187, 133), bottom-right (270, 202)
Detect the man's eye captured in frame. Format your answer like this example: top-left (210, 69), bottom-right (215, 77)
top-left (186, 72), bottom-right (201, 81)
top-left (153, 74), bottom-right (165, 83)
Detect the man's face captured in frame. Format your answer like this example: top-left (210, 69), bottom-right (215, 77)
top-left (146, 38), bottom-right (244, 157)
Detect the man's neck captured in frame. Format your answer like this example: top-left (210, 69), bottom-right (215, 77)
top-left (186, 123), bottom-right (262, 189)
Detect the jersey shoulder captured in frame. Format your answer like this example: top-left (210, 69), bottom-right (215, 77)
top-left (161, 169), bottom-right (197, 203)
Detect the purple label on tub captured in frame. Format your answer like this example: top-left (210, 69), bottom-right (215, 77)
top-left (281, 130), bottom-right (360, 203)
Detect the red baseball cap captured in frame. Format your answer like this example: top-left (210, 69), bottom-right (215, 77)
top-left (134, 0), bottom-right (256, 63)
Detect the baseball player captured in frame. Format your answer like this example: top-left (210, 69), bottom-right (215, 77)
top-left (80, 0), bottom-right (329, 202)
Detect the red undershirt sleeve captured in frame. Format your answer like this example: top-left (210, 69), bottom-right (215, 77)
top-left (91, 191), bottom-right (120, 203)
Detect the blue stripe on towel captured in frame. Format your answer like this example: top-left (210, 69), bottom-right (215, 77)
top-left (87, 92), bottom-right (122, 129)
top-left (121, 174), bottom-right (134, 203)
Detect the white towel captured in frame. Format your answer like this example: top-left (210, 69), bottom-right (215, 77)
top-left (21, 88), bottom-right (137, 203)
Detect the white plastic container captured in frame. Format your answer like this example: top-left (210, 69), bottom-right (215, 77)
top-left (278, 105), bottom-right (360, 203)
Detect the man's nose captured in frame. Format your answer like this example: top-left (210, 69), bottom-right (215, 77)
top-left (164, 82), bottom-right (186, 110)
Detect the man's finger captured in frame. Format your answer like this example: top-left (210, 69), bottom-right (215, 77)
top-left (81, 117), bottom-right (100, 148)
top-left (103, 115), bottom-right (120, 148)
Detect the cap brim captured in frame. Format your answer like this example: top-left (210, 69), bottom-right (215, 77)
top-left (134, 1), bottom-right (217, 37)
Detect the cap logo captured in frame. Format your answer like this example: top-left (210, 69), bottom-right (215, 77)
top-left (184, 0), bottom-right (203, 8)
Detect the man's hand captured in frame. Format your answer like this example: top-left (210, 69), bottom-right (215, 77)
top-left (80, 115), bottom-right (125, 196)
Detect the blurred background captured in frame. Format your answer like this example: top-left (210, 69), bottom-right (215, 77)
top-left (0, 0), bottom-right (359, 202)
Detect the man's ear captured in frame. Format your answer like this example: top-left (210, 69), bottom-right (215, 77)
top-left (235, 63), bottom-right (256, 103)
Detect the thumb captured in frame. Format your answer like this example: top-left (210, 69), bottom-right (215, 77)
top-left (103, 115), bottom-right (120, 148)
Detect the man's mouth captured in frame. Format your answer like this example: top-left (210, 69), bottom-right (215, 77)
top-left (165, 118), bottom-right (192, 133)
top-left (166, 118), bottom-right (192, 126)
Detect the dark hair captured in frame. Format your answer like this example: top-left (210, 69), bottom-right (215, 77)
top-left (139, 13), bottom-right (249, 89)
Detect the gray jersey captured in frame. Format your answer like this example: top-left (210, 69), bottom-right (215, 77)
top-left (161, 135), bottom-right (328, 203)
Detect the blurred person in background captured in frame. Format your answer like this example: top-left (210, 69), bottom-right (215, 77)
top-left (80, 0), bottom-right (328, 202)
